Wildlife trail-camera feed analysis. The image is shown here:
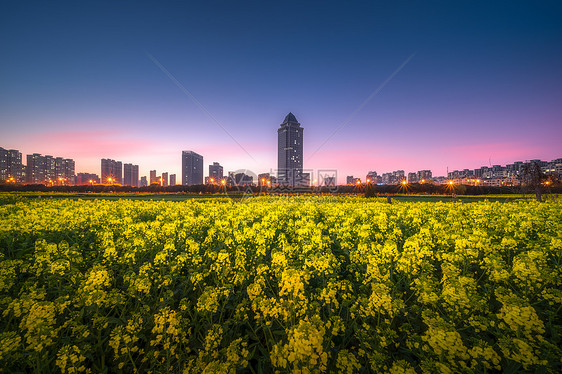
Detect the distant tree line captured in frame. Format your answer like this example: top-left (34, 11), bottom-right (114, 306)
top-left (1, 181), bottom-right (560, 196)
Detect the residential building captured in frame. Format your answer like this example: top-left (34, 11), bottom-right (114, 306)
top-left (365, 171), bottom-right (377, 184)
top-left (0, 147), bottom-right (23, 182)
top-left (258, 173), bottom-right (271, 187)
top-left (150, 170), bottom-right (157, 185)
top-left (162, 172), bottom-right (169, 187)
top-left (182, 151), bottom-right (203, 185)
top-left (209, 162), bottom-right (223, 181)
top-left (417, 170), bottom-right (432, 182)
top-left (139, 176), bottom-right (148, 187)
top-left (232, 172), bottom-right (253, 186)
top-left (76, 173), bottom-right (100, 185)
top-left (382, 170), bottom-right (405, 185)
top-left (123, 163), bottom-right (139, 187)
top-left (101, 159), bottom-right (122, 184)
top-left (26, 154), bottom-right (45, 184)
top-left (169, 174), bottom-right (176, 186)
top-left (278, 112), bottom-right (303, 186)
top-left (26, 153), bottom-right (75, 184)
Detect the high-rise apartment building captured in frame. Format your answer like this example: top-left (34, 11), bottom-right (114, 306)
top-left (0, 147), bottom-right (23, 182)
top-left (44, 156), bottom-right (56, 182)
top-left (277, 112), bottom-right (303, 186)
top-left (123, 163), bottom-right (139, 187)
top-left (162, 172), bottom-right (169, 187)
top-left (169, 174), bottom-right (176, 186)
top-left (182, 151), bottom-right (203, 185)
top-left (209, 162), bottom-right (223, 181)
top-left (26, 154), bottom-right (45, 184)
top-left (150, 170), bottom-right (157, 185)
top-left (417, 170), bottom-right (432, 181)
top-left (366, 171), bottom-right (379, 184)
top-left (101, 159), bottom-right (122, 184)
top-left (54, 157), bottom-right (75, 184)
top-left (26, 153), bottom-right (75, 184)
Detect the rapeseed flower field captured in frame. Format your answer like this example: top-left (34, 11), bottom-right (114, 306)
top-left (0, 196), bottom-right (560, 373)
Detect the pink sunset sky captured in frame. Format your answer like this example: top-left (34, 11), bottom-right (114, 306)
top-left (1, 1), bottom-right (561, 184)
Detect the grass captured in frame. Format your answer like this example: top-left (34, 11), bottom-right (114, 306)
top-left (1, 191), bottom-right (554, 203)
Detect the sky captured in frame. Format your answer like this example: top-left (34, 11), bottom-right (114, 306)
top-left (1, 1), bottom-right (561, 183)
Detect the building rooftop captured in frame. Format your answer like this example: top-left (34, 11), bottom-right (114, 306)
top-left (282, 112), bottom-right (300, 125)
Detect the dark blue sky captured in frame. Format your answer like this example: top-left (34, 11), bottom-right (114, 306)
top-left (1, 1), bottom-right (561, 180)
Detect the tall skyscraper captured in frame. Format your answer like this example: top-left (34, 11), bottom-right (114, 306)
top-left (124, 163), bottom-right (139, 187)
top-left (278, 112), bottom-right (303, 186)
top-left (101, 159), bottom-right (122, 184)
top-left (169, 174), bottom-right (176, 186)
top-left (209, 162), bottom-right (223, 181)
top-left (182, 151), bottom-right (203, 185)
top-left (162, 172), bottom-right (169, 187)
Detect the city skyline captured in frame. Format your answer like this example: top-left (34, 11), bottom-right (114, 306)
top-left (1, 1), bottom-right (561, 183)
top-left (2, 143), bottom-right (561, 187)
